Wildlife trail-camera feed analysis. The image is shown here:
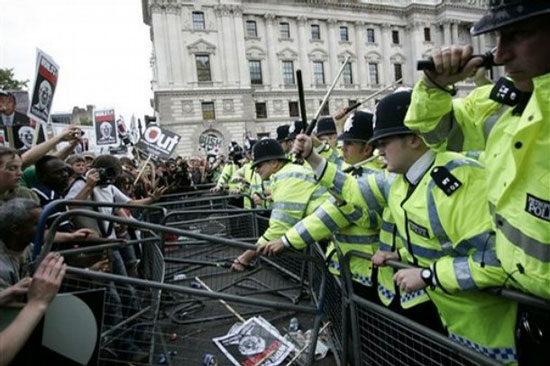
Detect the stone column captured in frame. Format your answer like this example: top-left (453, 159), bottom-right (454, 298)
top-left (407, 22), bottom-right (423, 85)
top-left (151, 5), bottom-right (170, 86)
top-left (220, 5), bottom-right (237, 86)
top-left (232, 5), bottom-right (249, 87)
top-left (354, 20), bottom-right (366, 88)
top-left (451, 21), bottom-right (459, 45)
top-left (380, 23), bottom-right (391, 85)
top-left (214, 6), bottom-right (228, 85)
top-left (166, 4), bottom-right (183, 86)
top-left (443, 21), bottom-right (452, 46)
top-left (264, 13), bottom-right (279, 88)
top-left (327, 18), bottom-right (339, 82)
top-left (296, 16), bottom-right (311, 87)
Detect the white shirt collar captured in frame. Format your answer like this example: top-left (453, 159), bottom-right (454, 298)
top-left (1, 113), bottom-right (14, 126)
top-left (405, 150), bottom-right (436, 185)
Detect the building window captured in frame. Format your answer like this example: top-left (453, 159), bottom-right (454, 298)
top-left (319, 101), bottom-right (329, 115)
top-left (280, 22), bottom-right (290, 38)
top-left (424, 27), bottom-right (431, 42)
top-left (249, 60), bottom-right (263, 85)
top-left (313, 61), bottom-right (325, 85)
top-left (195, 55), bottom-right (212, 82)
top-left (392, 30), bottom-right (400, 44)
top-left (202, 102), bottom-right (215, 120)
top-left (289, 101), bottom-right (299, 117)
top-left (193, 12), bottom-right (205, 30)
top-left (368, 62), bottom-right (379, 85)
top-left (255, 102), bottom-right (267, 118)
top-left (282, 61), bottom-right (295, 85)
top-left (343, 63), bottom-right (353, 85)
top-left (340, 26), bottom-right (349, 41)
top-left (394, 63), bottom-right (403, 83)
top-left (246, 20), bottom-right (257, 37)
top-left (311, 24), bottom-right (320, 40)
top-left (367, 28), bottom-right (375, 43)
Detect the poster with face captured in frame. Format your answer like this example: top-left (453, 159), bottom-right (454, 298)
top-left (0, 90), bottom-right (30, 127)
top-left (28, 49), bottom-right (59, 124)
top-left (93, 109), bottom-right (118, 146)
top-left (213, 317), bottom-right (294, 366)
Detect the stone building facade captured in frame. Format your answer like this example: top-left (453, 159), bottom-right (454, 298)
top-left (142, 0), bottom-right (494, 157)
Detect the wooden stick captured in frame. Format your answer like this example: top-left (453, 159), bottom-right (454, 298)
top-left (133, 154), bottom-right (152, 185)
top-left (284, 321), bottom-right (331, 366)
top-left (194, 276), bottom-right (245, 322)
top-left (311, 56), bottom-right (350, 124)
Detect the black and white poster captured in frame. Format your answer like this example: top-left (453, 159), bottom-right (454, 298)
top-left (135, 125), bottom-right (180, 161)
top-left (199, 131), bottom-right (223, 156)
top-left (213, 317), bottom-right (294, 366)
top-left (93, 109), bottom-right (118, 146)
top-left (28, 49), bottom-right (59, 124)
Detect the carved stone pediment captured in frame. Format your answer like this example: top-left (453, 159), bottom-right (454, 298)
top-left (276, 47), bottom-right (298, 60)
top-left (390, 52), bottom-right (406, 63)
top-left (365, 51), bottom-right (382, 62)
top-left (246, 45), bottom-right (266, 60)
top-left (308, 48), bottom-right (328, 61)
top-left (187, 39), bottom-right (217, 54)
top-left (338, 50), bottom-right (356, 62)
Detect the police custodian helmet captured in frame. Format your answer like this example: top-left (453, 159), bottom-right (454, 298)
top-left (368, 90), bottom-right (413, 145)
top-left (314, 116), bottom-right (337, 137)
top-left (471, 0), bottom-right (550, 36)
top-left (338, 111), bottom-right (374, 143)
top-left (251, 139), bottom-right (289, 168)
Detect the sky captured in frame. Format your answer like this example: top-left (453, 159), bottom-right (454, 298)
top-left (1, 0), bottom-right (153, 122)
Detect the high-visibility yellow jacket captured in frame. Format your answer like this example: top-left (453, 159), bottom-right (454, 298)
top-left (232, 161), bottom-right (262, 209)
top-left (257, 162), bottom-right (329, 246)
top-left (285, 158), bottom-right (384, 287)
top-left (215, 161), bottom-right (240, 190)
top-left (405, 75), bottom-right (550, 300)
top-left (317, 152), bottom-right (518, 364)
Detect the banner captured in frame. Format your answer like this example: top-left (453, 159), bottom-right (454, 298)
top-left (93, 109), bottom-right (118, 146)
top-left (135, 124), bottom-right (180, 161)
top-left (28, 49), bottom-right (59, 124)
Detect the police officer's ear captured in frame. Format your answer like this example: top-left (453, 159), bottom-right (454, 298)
top-left (408, 134), bottom-right (427, 150)
top-left (364, 143), bottom-right (374, 157)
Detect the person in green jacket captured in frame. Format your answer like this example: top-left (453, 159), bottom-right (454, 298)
top-left (231, 138), bottom-right (328, 272)
top-left (290, 90), bottom-right (519, 364)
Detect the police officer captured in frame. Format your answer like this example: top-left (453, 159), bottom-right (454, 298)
top-left (405, 3), bottom-right (550, 363)
top-left (294, 90), bottom-right (519, 364)
top-left (260, 111), bottom-right (385, 301)
top-left (211, 141), bottom-right (243, 192)
top-left (275, 124), bottom-right (292, 154)
top-left (231, 138), bottom-right (328, 272)
top-left (230, 138), bottom-right (262, 209)
top-left (312, 115), bottom-right (342, 166)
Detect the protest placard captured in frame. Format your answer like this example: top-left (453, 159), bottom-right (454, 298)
top-left (93, 109), bottom-right (118, 146)
top-left (135, 124), bottom-right (180, 161)
top-left (28, 49), bottom-right (59, 124)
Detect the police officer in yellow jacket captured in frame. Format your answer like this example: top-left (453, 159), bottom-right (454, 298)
top-left (261, 111), bottom-right (384, 301)
top-left (404, 0), bottom-right (550, 302)
top-left (211, 141), bottom-right (243, 192)
top-left (292, 90), bottom-right (519, 364)
top-left (313, 115), bottom-right (342, 166)
top-left (231, 139), bottom-right (261, 209)
top-left (231, 138), bottom-right (328, 272)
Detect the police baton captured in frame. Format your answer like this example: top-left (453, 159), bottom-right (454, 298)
top-left (417, 47), bottom-right (498, 71)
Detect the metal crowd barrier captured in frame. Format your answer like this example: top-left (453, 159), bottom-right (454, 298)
top-left (34, 205), bottom-right (329, 365)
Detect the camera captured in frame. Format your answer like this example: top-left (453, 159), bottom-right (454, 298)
top-left (97, 167), bottom-right (117, 185)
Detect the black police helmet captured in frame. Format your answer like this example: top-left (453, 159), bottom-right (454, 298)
top-left (251, 139), bottom-right (289, 168)
top-left (368, 89), bottom-right (414, 145)
top-left (314, 116), bottom-right (337, 137)
top-left (287, 120), bottom-right (305, 140)
top-left (276, 125), bottom-right (290, 142)
top-left (338, 111), bottom-right (374, 143)
top-left (472, 0), bottom-right (550, 36)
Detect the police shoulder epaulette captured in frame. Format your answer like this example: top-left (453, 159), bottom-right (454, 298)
top-left (430, 166), bottom-right (462, 196)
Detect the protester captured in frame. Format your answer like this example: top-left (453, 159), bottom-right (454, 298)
top-left (0, 252), bottom-right (66, 366)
